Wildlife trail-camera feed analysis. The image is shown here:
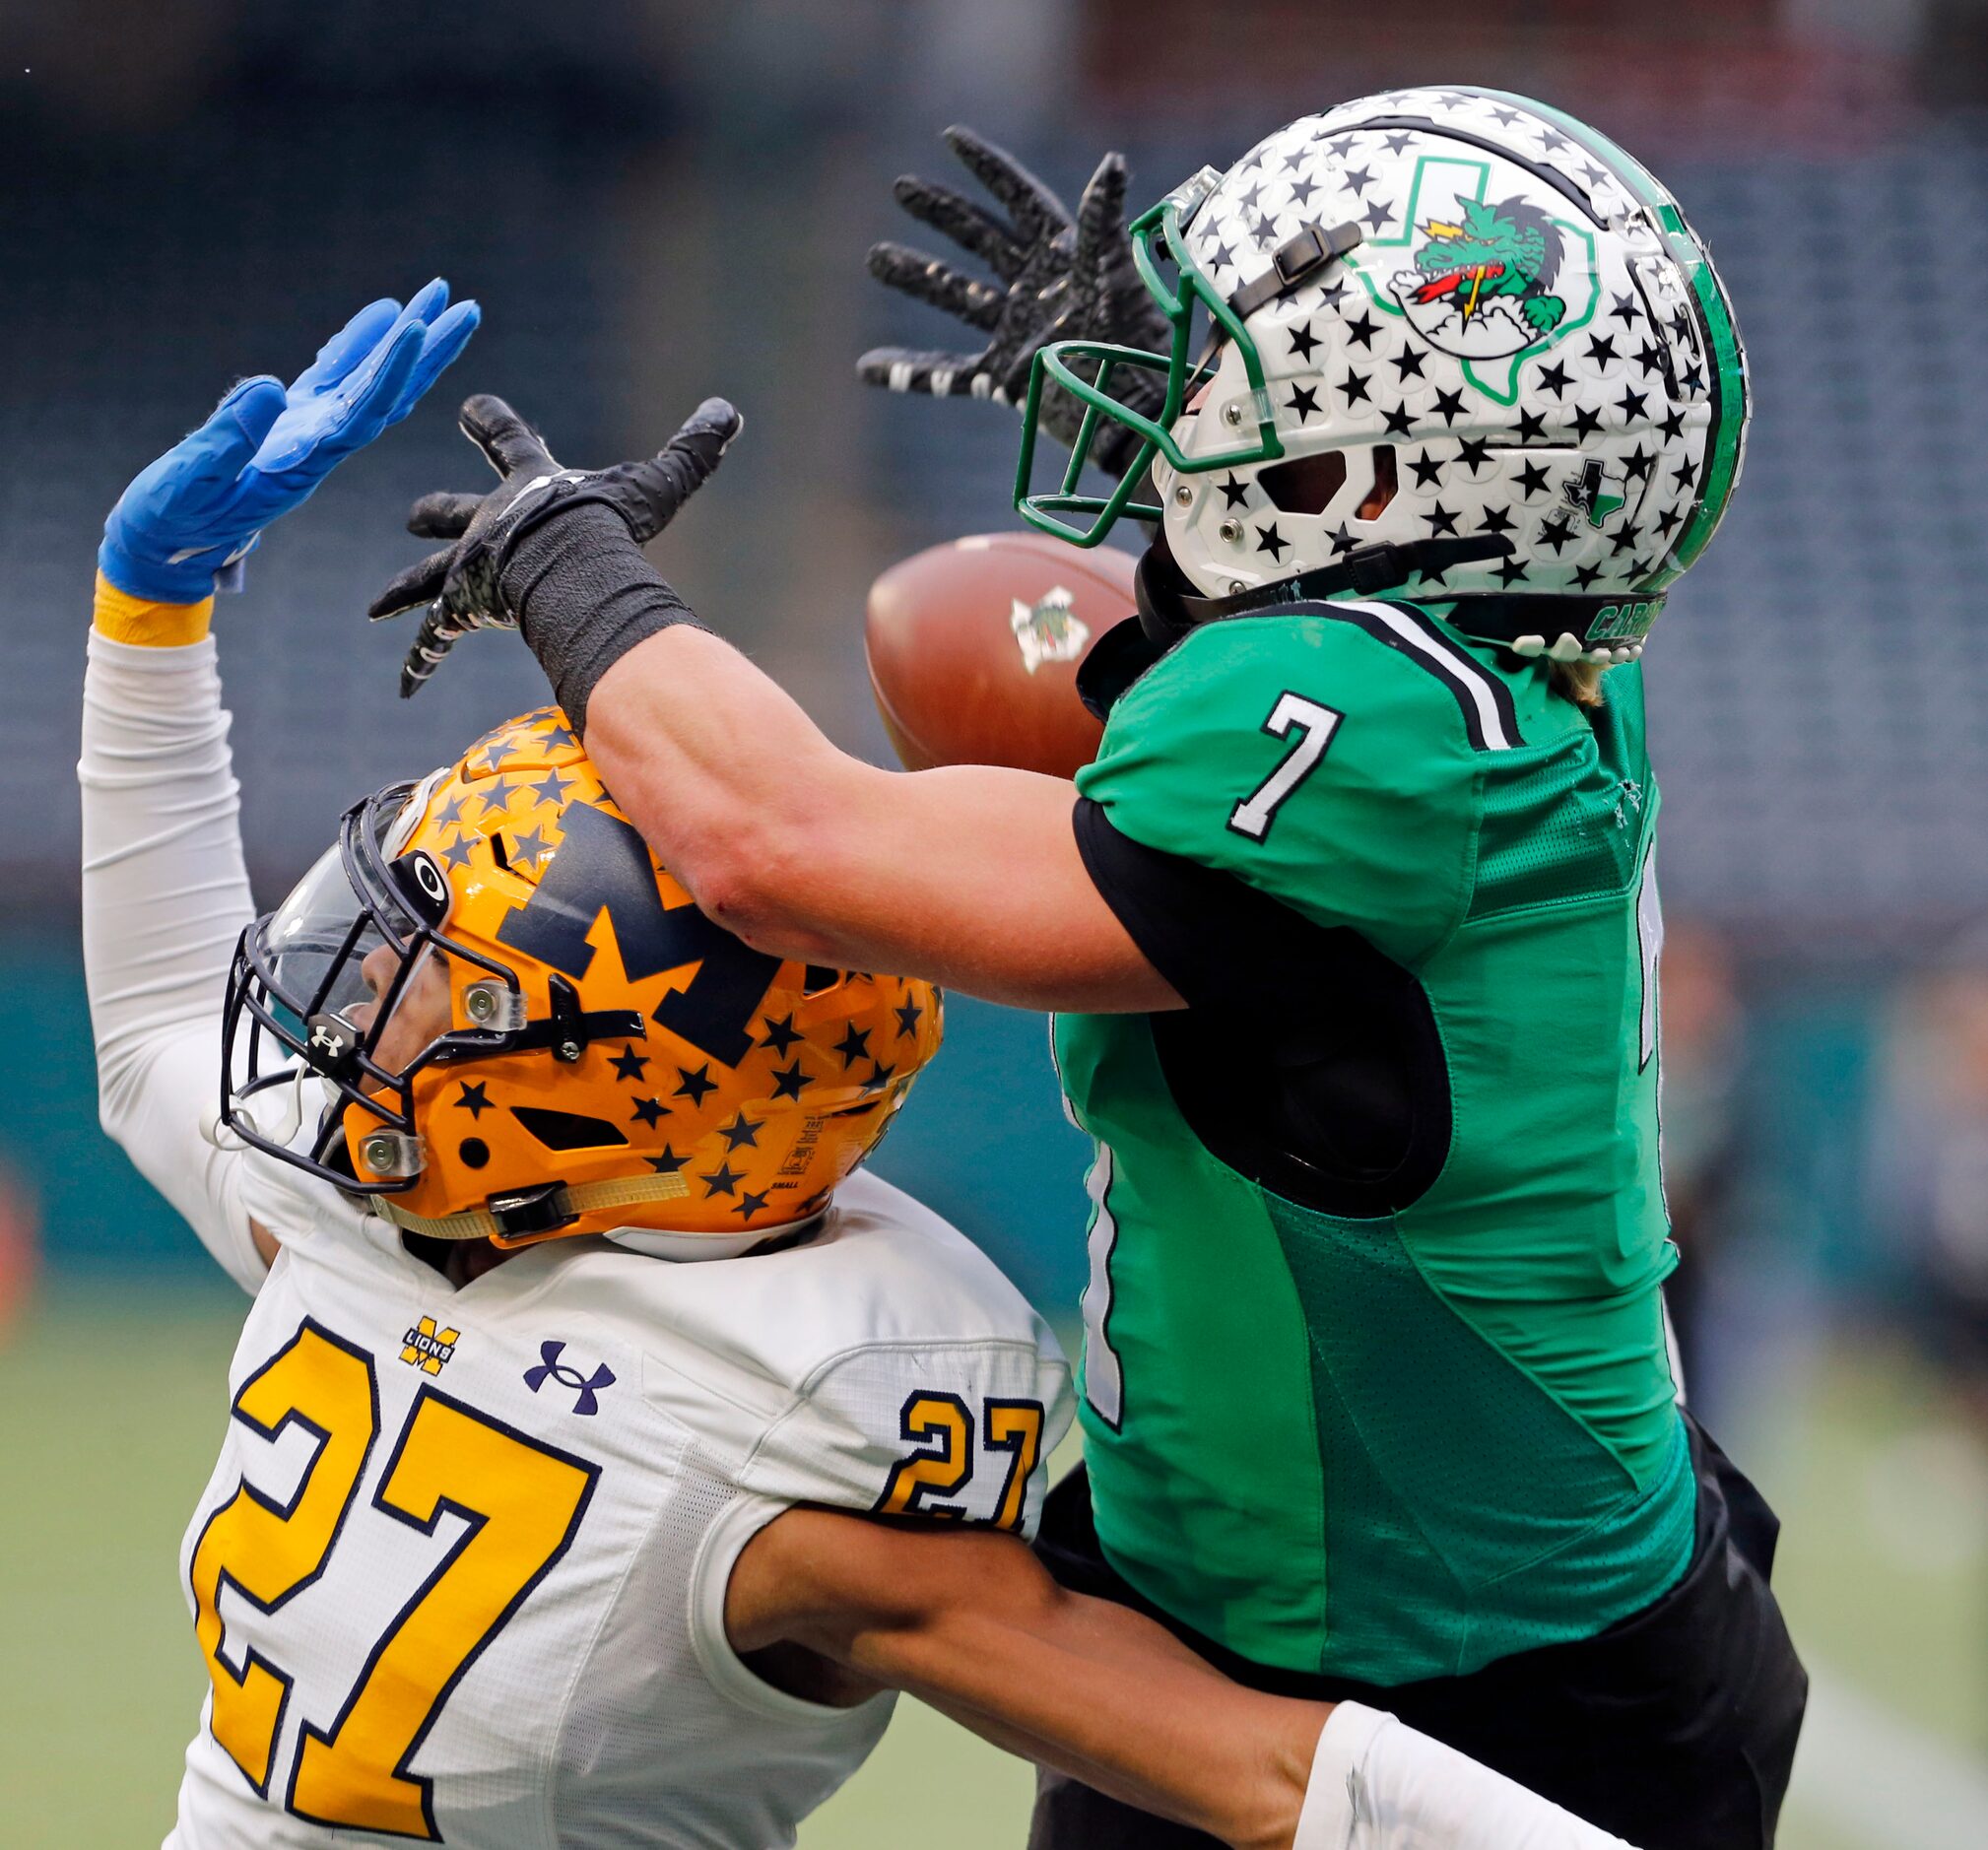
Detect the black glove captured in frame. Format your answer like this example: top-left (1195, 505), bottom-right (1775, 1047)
top-left (856, 125), bottom-right (1170, 471)
top-left (368, 393), bottom-right (741, 706)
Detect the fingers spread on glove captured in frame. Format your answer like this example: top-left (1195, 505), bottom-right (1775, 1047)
top-left (392, 298), bottom-right (481, 427)
top-left (367, 546), bottom-right (454, 621)
top-left (943, 124), bottom-right (1071, 244)
top-left (1073, 152), bottom-right (1130, 269)
top-left (612, 398), bottom-right (744, 540)
top-left (868, 241), bottom-right (1004, 330)
top-left (291, 297), bottom-right (403, 396)
top-left (406, 491), bottom-right (486, 538)
top-left (855, 346), bottom-right (999, 398)
top-left (892, 174), bottom-right (1024, 280)
top-left (459, 394), bottom-right (556, 479)
top-left (321, 319), bottom-right (430, 456)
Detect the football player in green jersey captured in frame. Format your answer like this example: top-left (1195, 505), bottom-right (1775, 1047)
top-left (370, 89), bottom-right (1805, 1849)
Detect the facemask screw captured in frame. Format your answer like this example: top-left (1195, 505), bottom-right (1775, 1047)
top-left (1223, 402), bottom-right (1245, 428)
top-left (1173, 485), bottom-right (1194, 507)
top-left (362, 1134), bottom-right (401, 1171)
top-left (1218, 519), bottom-right (1242, 544)
top-left (558, 1039), bottom-right (581, 1062)
top-left (1227, 579), bottom-right (1247, 594)
top-left (464, 984), bottom-right (498, 1024)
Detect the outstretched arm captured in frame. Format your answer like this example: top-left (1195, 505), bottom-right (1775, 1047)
top-left (727, 1505), bottom-right (1639, 1850)
top-left (83, 286), bottom-right (478, 1288)
top-left (365, 395), bottom-right (1179, 1012)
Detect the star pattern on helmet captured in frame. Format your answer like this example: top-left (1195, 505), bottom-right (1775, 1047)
top-left (646, 1146), bottom-right (687, 1174)
top-left (441, 836), bottom-right (475, 870)
top-left (1165, 94), bottom-right (1721, 615)
top-left (630, 1094), bottom-right (665, 1128)
top-left (768, 1059), bottom-right (809, 1101)
top-left (720, 1110), bottom-right (761, 1151)
top-left (734, 1190), bottom-right (770, 1220)
top-left (1455, 435), bottom-right (1493, 476)
top-left (433, 793), bottom-right (469, 831)
top-left (529, 767), bottom-right (575, 807)
top-left (609, 1044), bottom-right (648, 1082)
top-left (674, 1064), bottom-right (717, 1105)
top-left (1571, 562), bottom-right (1605, 591)
top-left (701, 1161), bottom-right (742, 1199)
top-left (895, 999), bottom-right (923, 1038)
top-left (509, 826), bottom-right (551, 871)
top-left (832, 1024), bottom-right (872, 1069)
top-left (455, 1081), bottom-right (491, 1119)
top-left (862, 1060), bottom-right (898, 1093)
top-left (760, 1014), bottom-right (803, 1057)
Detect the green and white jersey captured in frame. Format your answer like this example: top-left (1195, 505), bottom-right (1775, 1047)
top-left (1056, 598), bottom-right (1691, 1685)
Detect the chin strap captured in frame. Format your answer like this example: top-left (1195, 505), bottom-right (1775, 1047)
top-left (372, 1167), bottom-right (696, 1243)
top-left (1136, 542), bottom-right (1665, 660)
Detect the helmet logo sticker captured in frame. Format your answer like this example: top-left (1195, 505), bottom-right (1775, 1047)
top-left (1010, 586), bottom-right (1091, 674)
top-left (1352, 155), bottom-right (1600, 405)
top-left (524, 1340), bottom-right (616, 1416)
top-left (1563, 460), bottom-right (1627, 529)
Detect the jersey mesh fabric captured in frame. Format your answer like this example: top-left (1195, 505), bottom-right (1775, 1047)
top-left (1058, 607), bottom-right (1692, 1684)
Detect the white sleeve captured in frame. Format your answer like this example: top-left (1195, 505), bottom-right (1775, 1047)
top-left (79, 630), bottom-right (267, 1293)
top-left (738, 1337), bottom-right (1076, 1536)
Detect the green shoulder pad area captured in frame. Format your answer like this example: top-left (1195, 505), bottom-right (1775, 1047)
top-left (1074, 608), bottom-right (1503, 966)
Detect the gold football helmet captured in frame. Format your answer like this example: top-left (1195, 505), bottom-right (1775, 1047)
top-left (223, 706), bottom-right (943, 1247)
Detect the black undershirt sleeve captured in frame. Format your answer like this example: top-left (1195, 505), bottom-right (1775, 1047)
top-left (1072, 796), bottom-right (1328, 1019)
top-left (1069, 795), bottom-right (1452, 1218)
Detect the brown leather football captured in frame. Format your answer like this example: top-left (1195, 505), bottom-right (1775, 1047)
top-left (864, 531), bottom-right (1136, 780)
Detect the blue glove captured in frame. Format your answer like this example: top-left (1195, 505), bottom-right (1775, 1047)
top-left (99, 279), bottom-right (481, 603)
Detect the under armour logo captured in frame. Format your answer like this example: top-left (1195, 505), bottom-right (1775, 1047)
top-left (523, 1340), bottom-right (616, 1416)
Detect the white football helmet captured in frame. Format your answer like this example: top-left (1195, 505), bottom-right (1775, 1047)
top-left (1016, 87), bottom-right (1750, 664)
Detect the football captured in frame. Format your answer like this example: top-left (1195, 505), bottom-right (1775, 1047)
top-left (864, 531), bottom-right (1136, 780)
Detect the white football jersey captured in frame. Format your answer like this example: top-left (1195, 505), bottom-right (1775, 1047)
top-left (166, 1157), bottom-right (1072, 1850)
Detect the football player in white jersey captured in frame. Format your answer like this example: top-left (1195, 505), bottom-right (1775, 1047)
top-left (82, 295), bottom-right (1643, 1850)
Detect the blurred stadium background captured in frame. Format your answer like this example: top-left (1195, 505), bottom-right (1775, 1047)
top-left (6, 2), bottom-right (1988, 1843)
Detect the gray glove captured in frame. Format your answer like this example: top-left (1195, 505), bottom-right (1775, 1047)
top-left (857, 125), bottom-right (1169, 472)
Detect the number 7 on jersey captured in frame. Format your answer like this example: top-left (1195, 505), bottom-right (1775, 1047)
top-left (1227, 693), bottom-right (1343, 841)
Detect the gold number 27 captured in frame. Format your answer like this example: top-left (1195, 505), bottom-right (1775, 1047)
top-left (188, 1320), bottom-right (597, 1838)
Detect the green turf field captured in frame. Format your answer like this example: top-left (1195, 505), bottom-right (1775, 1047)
top-left (4, 1288), bottom-right (1983, 1848)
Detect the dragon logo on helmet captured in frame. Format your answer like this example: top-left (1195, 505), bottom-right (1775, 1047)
top-left (1392, 195), bottom-right (1567, 350)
